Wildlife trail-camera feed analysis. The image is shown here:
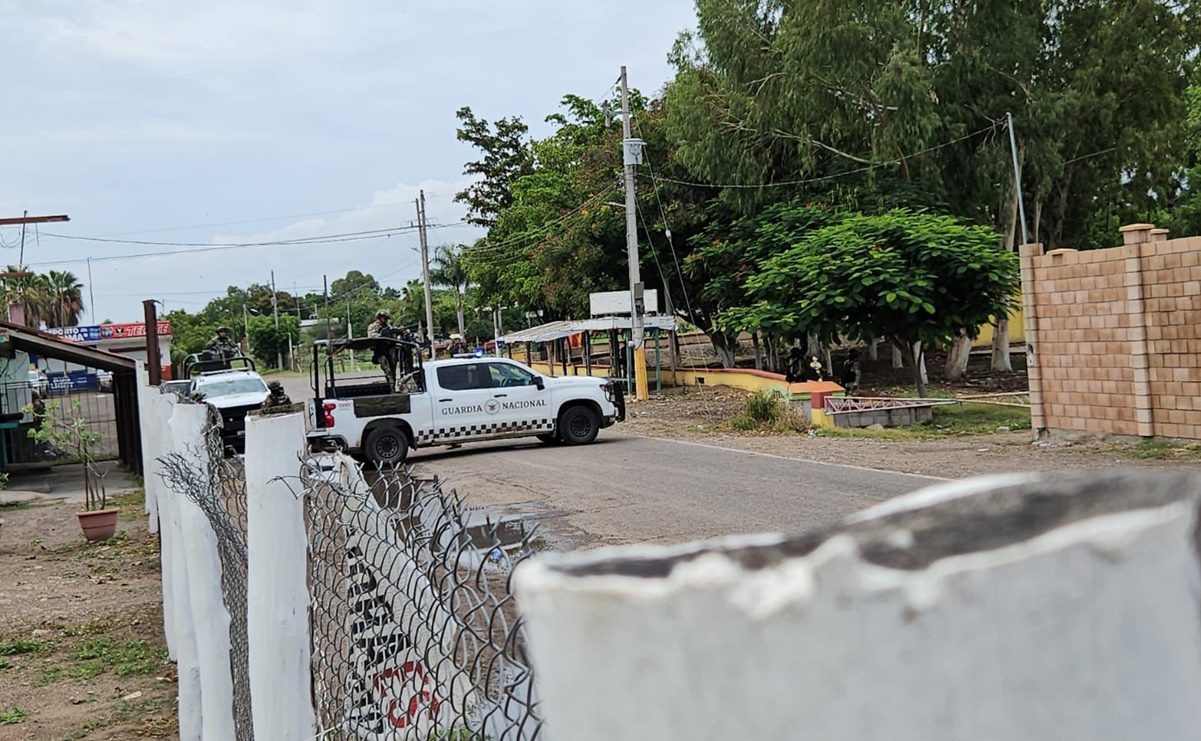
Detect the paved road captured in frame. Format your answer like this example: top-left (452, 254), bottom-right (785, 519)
top-left (278, 373), bottom-right (943, 548)
top-left (406, 433), bottom-right (943, 549)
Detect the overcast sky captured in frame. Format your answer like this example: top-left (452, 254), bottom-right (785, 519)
top-left (0, 0), bottom-right (697, 324)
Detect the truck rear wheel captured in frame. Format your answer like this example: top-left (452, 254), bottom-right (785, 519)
top-left (559, 406), bottom-right (600, 446)
top-left (364, 426), bottom-right (410, 467)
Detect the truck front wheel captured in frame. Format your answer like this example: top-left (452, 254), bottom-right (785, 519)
top-left (559, 406), bottom-right (600, 445)
top-left (364, 426), bottom-right (410, 467)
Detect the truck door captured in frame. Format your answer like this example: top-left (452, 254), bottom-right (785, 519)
top-left (483, 361), bottom-right (553, 435)
top-left (431, 363), bottom-right (495, 442)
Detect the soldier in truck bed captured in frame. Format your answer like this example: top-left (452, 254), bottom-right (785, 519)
top-left (367, 309), bottom-right (398, 391)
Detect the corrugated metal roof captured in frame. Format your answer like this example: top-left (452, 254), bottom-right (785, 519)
top-left (498, 316), bottom-right (678, 344)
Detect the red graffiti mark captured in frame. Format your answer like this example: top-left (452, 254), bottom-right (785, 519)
top-left (372, 660), bottom-right (441, 729)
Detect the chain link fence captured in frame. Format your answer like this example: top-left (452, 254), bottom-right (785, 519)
top-left (158, 407), bottom-right (254, 741)
top-left (299, 457), bottom-right (543, 740)
top-left (155, 404), bottom-right (543, 740)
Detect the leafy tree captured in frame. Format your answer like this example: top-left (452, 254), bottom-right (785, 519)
top-left (246, 314), bottom-right (301, 370)
top-left (164, 310), bottom-right (217, 367)
top-left (0, 267), bottom-right (51, 328)
top-left (454, 107), bottom-right (536, 228)
top-left (723, 209), bottom-right (1019, 396)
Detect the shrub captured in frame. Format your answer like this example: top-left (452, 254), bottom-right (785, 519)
top-left (732, 391), bottom-right (809, 434)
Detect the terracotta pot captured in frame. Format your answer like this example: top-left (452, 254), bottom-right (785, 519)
top-left (77, 508), bottom-right (119, 542)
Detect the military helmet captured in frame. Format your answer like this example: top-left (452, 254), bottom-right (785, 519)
top-left (217, 326), bottom-right (230, 333)
top-left (376, 309), bottom-right (392, 319)
top-left (268, 381), bottom-right (283, 391)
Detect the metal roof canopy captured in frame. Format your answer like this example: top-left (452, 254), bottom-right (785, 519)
top-left (0, 320), bottom-right (142, 475)
top-left (499, 316), bottom-right (678, 345)
top-left (0, 322), bottom-right (138, 373)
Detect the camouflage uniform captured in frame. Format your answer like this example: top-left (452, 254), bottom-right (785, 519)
top-left (368, 313), bottom-right (397, 390)
top-left (261, 381), bottom-right (293, 414)
top-left (205, 332), bottom-right (238, 359)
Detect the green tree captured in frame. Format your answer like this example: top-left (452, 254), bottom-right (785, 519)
top-left (724, 209), bottom-right (1019, 396)
top-left (0, 268), bottom-right (50, 328)
top-left (45, 270), bottom-right (85, 328)
top-left (430, 245), bottom-right (471, 336)
top-left (454, 107), bottom-right (536, 228)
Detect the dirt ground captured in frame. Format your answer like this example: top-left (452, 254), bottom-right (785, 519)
top-left (620, 386), bottom-right (1201, 479)
top-left (0, 492), bottom-right (175, 741)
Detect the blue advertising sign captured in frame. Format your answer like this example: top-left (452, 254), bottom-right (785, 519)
top-left (47, 371), bottom-right (100, 395)
top-left (46, 325), bottom-right (102, 343)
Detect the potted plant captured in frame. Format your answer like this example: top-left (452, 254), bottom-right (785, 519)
top-left (24, 398), bottom-right (116, 542)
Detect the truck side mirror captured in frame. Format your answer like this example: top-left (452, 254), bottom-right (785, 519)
top-left (533, 377), bottom-right (545, 390)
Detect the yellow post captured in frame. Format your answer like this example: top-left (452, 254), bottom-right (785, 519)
top-left (634, 346), bottom-right (650, 401)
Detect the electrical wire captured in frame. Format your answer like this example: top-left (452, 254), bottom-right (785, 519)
top-left (651, 123), bottom-right (1005, 190)
top-left (462, 189), bottom-right (617, 258)
top-left (40, 225), bottom-right (423, 248)
top-left (633, 118), bottom-right (698, 322)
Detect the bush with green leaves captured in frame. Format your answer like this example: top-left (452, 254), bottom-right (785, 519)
top-left (731, 391), bottom-right (809, 434)
top-left (23, 399), bottom-right (108, 511)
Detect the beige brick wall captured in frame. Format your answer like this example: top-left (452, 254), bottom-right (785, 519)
top-left (1023, 228), bottom-right (1201, 440)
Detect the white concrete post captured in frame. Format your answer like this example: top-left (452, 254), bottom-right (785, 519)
top-left (178, 489), bottom-right (237, 738)
top-left (165, 402), bottom-right (209, 741)
top-left (134, 362), bottom-right (160, 532)
top-left (144, 389), bottom-right (178, 659)
top-left (516, 470), bottom-right (1201, 741)
top-left (245, 412), bottom-right (316, 739)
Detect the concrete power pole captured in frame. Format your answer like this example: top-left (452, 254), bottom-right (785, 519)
top-left (417, 191), bottom-right (436, 347)
top-left (621, 66), bottom-right (650, 401)
top-left (270, 270), bottom-right (282, 369)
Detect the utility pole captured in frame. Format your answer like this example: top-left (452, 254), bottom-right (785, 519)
top-left (621, 66), bottom-right (650, 401)
top-left (416, 191), bottom-right (436, 346)
top-left (270, 270), bottom-right (282, 369)
top-left (0, 212), bottom-right (69, 325)
top-left (86, 258), bottom-right (95, 321)
top-left (1007, 112), bottom-right (1030, 246)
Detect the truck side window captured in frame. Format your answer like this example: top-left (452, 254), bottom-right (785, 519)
top-left (487, 363), bottom-right (536, 388)
top-left (437, 364), bottom-right (492, 391)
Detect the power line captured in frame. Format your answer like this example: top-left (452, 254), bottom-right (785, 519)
top-left (24, 222), bottom-right (468, 268)
top-left (32, 194), bottom-right (463, 241)
top-left (40, 225), bottom-right (422, 249)
top-left (633, 118), bottom-right (697, 323)
top-left (463, 189), bottom-right (617, 257)
top-left (652, 123), bottom-right (1005, 190)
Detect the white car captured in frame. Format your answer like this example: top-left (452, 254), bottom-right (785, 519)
top-left (191, 369), bottom-right (270, 454)
top-left (306, 339), bottom-right (625, 465)
top-left (27, 369), bottom-right (48, 394)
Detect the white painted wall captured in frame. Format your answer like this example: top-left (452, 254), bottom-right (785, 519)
top-left (515, 475), bottom-right (1201, 741)
top-left (245, 412), bottom-right (316, 740)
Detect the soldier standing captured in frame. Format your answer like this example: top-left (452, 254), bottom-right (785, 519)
top-left (205, 326), bottom-right (238, 359)
top-left (367, 309), bottom-right (397, 391)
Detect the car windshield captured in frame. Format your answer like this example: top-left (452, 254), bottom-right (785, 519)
top-left (194, 378), bottom-right (268, 398)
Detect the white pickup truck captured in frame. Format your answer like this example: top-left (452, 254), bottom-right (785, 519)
top-left (306, 338), bottom-right (625, 465)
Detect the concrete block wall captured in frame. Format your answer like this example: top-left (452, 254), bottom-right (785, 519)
top-left (1022, 224), bottom-right (1201, 440)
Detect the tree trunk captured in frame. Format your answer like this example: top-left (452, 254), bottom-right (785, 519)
top-left (751, 332), bottom-right (763, 371)
top-left (455, 293), bottom-right (466, 337)
top-left (945, 330), bottom-right (973, 380)
top-left (806, 334), bottom-right (823, 359)
top-left (711, 332), bottom-right (736, 368)
top-left (868, 337), bottom-right (879, 361)
top-left (898, 341), bottom-right (931, 398)
top-left (823, 346), bottom-right (833, 379)
top-left (892, 344), bottom-right (904, 369)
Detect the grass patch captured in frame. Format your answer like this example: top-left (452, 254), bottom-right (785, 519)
top-left (72, 637), bottom-right (165, 677)
top-left (0, 638), bottom-right (51, 657)
top-left (0, 500), bottom-right (30, 511)
top-left (0, 707), bottom-right (26, 725)
top-left (0, 658), bottom-right (11, 670)
top-left (818, 403), bottom-right (1031, 440)
top-left (1126, 440), bottom-right (1201, 461)
top-left (730, 392), bottom-right (809, 434)
top-left (110, 489), bottom-right (145, 522)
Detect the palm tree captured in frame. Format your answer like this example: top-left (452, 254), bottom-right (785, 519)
top-left (429, 245), bottom-right (470, 336)
top-left (0, 267), bottom-right (52, 328)
top-left (45, 270), bottom-right (85, 328)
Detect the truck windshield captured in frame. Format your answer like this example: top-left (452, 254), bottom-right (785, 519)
top-left (195, 378), bottom-right (268, 398)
